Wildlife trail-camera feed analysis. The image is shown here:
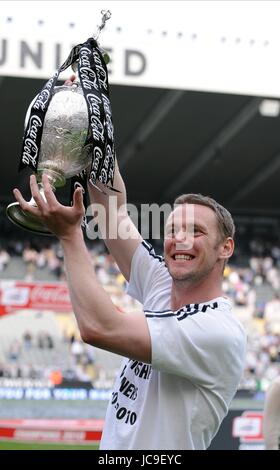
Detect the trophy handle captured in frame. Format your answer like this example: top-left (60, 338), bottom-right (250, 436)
top-left (6, 178), bottom-right (56, 236)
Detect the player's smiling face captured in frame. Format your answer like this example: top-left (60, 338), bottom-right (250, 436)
top-left (164, 203), bottom-right (223, 283)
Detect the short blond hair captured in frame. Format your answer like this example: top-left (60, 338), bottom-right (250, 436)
top-left (174, 193), bottom-right (235, 241)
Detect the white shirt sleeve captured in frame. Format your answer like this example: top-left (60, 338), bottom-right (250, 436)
top-left (126, 241), bottom-right (167, 304)
top-left (147, 305), bottom-right (246, 395)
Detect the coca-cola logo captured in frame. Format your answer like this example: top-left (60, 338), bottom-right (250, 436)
top-left (92, 50), bottom-right (107, 91)
top-left (22, 115), bottom-right (43, 166)
top-left (30, 286), bottom-right (71, 306)
top-left (33, 89), bottom-right (50, 111)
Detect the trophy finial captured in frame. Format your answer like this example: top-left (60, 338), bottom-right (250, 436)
top-left (94, 9), bottom-right (112, 40)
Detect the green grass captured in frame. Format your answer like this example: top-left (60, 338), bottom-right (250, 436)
top-left (0, 441), bottom-right (99, 450)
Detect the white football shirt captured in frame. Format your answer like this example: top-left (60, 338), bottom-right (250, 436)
top-left (100, 241), bottom-right (246, 450)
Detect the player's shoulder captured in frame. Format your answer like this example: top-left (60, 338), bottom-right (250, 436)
top-left (141, 240), bottom-right (165, 263)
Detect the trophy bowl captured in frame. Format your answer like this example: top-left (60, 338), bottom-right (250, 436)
top-left (7, 83), bottom-right (92, 235)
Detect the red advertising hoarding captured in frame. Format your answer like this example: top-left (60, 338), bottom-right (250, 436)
top-left (0, 281), bottom-right (73, 315)
top-left (0, 419), bottom-right (103, 443)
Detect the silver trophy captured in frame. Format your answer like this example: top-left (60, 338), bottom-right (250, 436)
top-left (6, 10), bottom-right (112, 235)
top-left (7, 84), bottom-right (92, 235)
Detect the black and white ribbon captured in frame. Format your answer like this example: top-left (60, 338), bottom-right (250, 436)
top-left (19, 37), bottom-right (117, 201)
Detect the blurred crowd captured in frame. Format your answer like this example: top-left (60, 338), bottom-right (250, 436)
top-left (223, 236), bottom-right (280, 308)
top-left (240, 320), bottom-right (280, 392)
top-left (0, 240), bottom-right (65, 280)
top-left (0, 329), bottom-right (100, 387)
top-left (0, 239), bottom-right (128, 287)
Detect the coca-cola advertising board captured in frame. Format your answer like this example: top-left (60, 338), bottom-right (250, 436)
top-left (0, 281), bottom-right (72, 315)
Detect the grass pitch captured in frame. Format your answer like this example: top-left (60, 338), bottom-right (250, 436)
top-left (0, 441), bottom-right (99, 450)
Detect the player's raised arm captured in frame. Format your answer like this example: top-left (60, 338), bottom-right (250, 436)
top-left (87, 161), bottom-right (143, 281)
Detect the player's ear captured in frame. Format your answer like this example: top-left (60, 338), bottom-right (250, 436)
top-left (219, 237), bottom-right (234, 261)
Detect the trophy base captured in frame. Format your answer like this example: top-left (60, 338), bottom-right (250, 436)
top-left (6, 202), bottom-right (53, 236)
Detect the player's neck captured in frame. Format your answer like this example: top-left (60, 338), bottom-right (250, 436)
top-left (170, 275), bottom-right (223, 310)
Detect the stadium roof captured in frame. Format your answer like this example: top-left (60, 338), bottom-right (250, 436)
top-left (1, 75), bottom-right (280, 219)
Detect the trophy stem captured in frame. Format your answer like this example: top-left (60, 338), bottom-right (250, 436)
top-left (37, 167), bottom-right (66, 188)
top-left (6, 176), bottom-right (57, 236)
